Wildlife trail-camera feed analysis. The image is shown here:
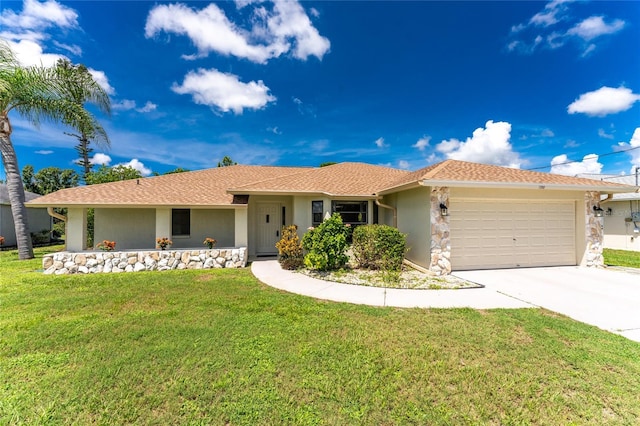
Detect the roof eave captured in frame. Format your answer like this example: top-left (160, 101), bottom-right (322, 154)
top-left (420, 179), bottom-right (638, 193)
top-left (227, 189), bottom-right (378, 198)
top-left (25, 202), bottom-right (245, 209)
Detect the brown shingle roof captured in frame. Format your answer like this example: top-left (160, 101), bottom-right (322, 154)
top-left (379, 160), bottom-right (637, 193)
top-left (27, 160), bottom-right (637, 208)
top-left (27, 165), bottom-right (310, 207)
top-left (229, 162), bottom-right (409, 196)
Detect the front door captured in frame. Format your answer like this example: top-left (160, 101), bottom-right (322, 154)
top-left (256, 203), bottom-right (281, 255)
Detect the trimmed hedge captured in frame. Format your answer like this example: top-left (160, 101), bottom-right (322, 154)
top-left (352, 224), bottom-right (407, 271)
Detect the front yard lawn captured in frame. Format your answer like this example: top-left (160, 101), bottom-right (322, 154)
top-left (604, 248), bottom-right (640, 268)
top-left (1, 247), bottom-right (639, 424)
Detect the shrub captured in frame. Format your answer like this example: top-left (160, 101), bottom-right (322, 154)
top-left (30, 229), bottom-right (51, 245)
top-left (302, 213), bottom-right (350, 271)
top-left (275, 225), bottom-right (303, 270)
top-left (352, 224), bottom-right (407, 271)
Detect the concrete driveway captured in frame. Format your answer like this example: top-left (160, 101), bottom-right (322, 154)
top-left (453, 266), bottom-right (640, 343)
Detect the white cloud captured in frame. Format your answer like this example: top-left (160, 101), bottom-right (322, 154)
top-left (374, 137), bottom-right (387, 148)
top-left (540, 129), bottom-right (554, 137)
top-left (598, 128), bottom-right (614, 139)
top-left (91, 153), bottom-right (112, 166)
top-left (112, 99), bottom-right (137, 111)
top-left (436, 120), bottom-right (522, 168)
top-left (0, 0), bottom-right (78, 31)
top-left (568, 86), bottom-right (640, 117)
top-left (172, 68), bottom-right (276, 114)
top-left (35, 149), bottom-right (53, 155)
top-left (567, 16), bottom-right (625, 41)
top-left (267, 126), bottom-right (282, 135)
top-left (6, 38), bottom-right (65, 67)
top-left (118, 159), bottom-right (152, 176)
top-left (88, 68), bottom-right (115, 95)
top-left (507, 1), bottom-right (626, 56)
top-left (398, 160), bottom-right (410, 170)
top-left (112, 99), bottom-right (158, 113)
top-left (617, 128), bottom-right (640, 173)
top-left (412, 136), bottom-right (431, 151)
top-left (52, 41), bottom-right (81, 56)
top-left (136, 101), bottom-right (157, 113)
top-left (309, 7), bottom-right (320, 18)
top-left (145, 1), bottom-right (329, 64)
top-left (550, 153), bottom-right (602, 176)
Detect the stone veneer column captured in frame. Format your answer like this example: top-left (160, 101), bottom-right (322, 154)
top-left (429, 186), bottom-right (451, 276)
top-left (584, 191), bottom-right (604, 268)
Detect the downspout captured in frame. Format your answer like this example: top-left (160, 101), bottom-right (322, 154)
top-left (375, 197), bottom-right (397, 228)
top-left (47, 207), bottom-right (66, 221)
top-left (600, 194), bottom-right (614, 205)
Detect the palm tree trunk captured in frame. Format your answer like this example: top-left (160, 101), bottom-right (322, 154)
top-left (0, 114), bottom-right (34, 259)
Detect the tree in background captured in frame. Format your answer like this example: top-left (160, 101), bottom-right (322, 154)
top-left (0, 40), bottom-right (111, 259)
top-left (85, 165), bottom-right (142, 185)
top-left (56, 59), bottom-right (110, 182)
top-left (319, 162), bottom-right (337, 167)
top-left (217, 156), bottom-right (237, 167)
top-left (152, 167), bottom-right (190, 176)
top-left (22, 165), bottom-right (79, 195)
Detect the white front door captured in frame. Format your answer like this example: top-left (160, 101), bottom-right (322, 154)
top-left (256, 203), bottom-right (281, 255)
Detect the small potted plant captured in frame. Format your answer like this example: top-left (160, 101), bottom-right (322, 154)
top-left (96, 240), bottom-right (116, 251)
top-left (203, 237), bottom-right (217, 249)
top-left (156, 237), bottom-right (172, 250)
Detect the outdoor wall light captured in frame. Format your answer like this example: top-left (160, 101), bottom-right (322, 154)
top-left (439, 203), bottom-right (449, 217)
top-left (605, 208), bottom-right (613, 216)
top-left (593, 205), bottom-right (604, 217)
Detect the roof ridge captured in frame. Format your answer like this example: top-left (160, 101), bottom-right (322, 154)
top-left (421, 159), bottom-right (454, 180)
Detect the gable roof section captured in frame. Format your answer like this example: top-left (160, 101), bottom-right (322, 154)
top-left (27, 165), bottom-right (310, 208)
top-left (378, 160), bottom-right (638, 194)
top-left (228, 162), bottom-right (409, 196)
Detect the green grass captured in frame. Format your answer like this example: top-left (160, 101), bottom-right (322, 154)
top-left (1, 247), bottom-right (640, 425)
top-left (604, 248), bottom-right (640, 268)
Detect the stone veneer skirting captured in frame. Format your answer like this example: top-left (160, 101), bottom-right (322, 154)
top-left (429, 186), bottom-right (451, 276)
top-left (584, 192), bottom-right (604, 268)
top-left (42, 247), bottom-right (247, 275)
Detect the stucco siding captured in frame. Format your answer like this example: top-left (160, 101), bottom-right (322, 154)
top-left (395, 186), bottom-right (430, 268)
top-left (174, 209), bottom-right (235, 249)
top-left (603, 200), bottom-right (640, 251)
top-left (95, 208), bottom-right (156, 250)
top-left (1, 205), bottom-right (51, 247)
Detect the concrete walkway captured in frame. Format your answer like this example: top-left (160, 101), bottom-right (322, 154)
top-left (251, 261), bottom-right (640, 343)
top-left (251, 260), bottom-right (532, 309)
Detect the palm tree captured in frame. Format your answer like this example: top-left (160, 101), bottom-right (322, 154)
top-left (0, 40), bottom-right (111, 259)
top-left (56, 59), bottom-right (110, 182)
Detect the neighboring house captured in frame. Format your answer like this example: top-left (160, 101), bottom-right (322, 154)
top-left (27, 160), bottom-right (636, 274)
top-left (1, 184), bottom-right (52, 247)
top-left (578, 172), bottom-right (640, 252)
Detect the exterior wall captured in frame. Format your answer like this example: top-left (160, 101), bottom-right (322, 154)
top-left (171, 209), bottom-right (235, 249)
top-left (602, 200), bottom-right (640, 251)
top-left (376, 194), bottom-right (397, 227)
top-left (450, 187), bottom-right (587, 267)
top-left (95, 208), bottom-right (155, 250)
top-left (42, 247), bottom-right (247, 274)
top-left (395, 186), bottom-right (431, 268)
top-left (0, 204), bottom-right (52, 247)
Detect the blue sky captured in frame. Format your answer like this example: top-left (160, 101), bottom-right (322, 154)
top-left (1, 0), bottom-right (639, 179)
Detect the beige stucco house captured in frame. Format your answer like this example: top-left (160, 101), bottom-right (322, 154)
top-left (27, 160), bottom-right (637, 274)
top-left (578, 173), bottom-right (640, 252)
top-left (1, 184), bottom-right (52, 247)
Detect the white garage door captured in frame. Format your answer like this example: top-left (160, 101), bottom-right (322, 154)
top-left (449, 199), bottom-right (576, 271)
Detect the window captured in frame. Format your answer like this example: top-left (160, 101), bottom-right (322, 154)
top-left (332, 201), bottom-right (367, 226)
top-left (172, 209), bottom-right (190, 236)
top-left (312, 200), bottom-right (323, 226)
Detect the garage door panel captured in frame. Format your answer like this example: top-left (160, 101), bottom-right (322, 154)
top-left (450, 199), bottom-right (576, 271)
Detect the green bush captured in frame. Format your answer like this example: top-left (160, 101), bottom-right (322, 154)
top-left (352, 224), bottom-right (407, 271)
top-left (275, 225), bottom-right (304, 270)
top-left (302, 213), bottom-right (350, 271)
